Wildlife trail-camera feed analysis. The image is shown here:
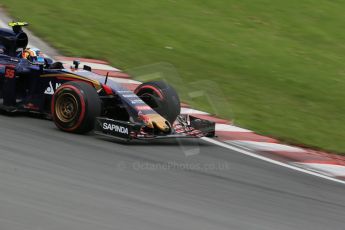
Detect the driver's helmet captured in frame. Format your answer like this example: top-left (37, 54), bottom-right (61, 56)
top-left (22, 48), bottom-right (45, 64)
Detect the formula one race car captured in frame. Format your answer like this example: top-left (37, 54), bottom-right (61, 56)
top-left (0, 22), bottom-right (215, 141)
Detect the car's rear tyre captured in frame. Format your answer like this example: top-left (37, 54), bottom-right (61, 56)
top-left (135, 81), bottom-right (180, 124)
top-left (51, 81), bottom-right (101, 133)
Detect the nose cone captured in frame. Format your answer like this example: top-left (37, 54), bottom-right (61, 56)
top-left (153, 119), bottom-right (171, 132)
top-left (139, 114), bottom-right (171, 133)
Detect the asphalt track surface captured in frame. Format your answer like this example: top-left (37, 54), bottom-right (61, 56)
top-left (0, 114), bottom-right (344, 230)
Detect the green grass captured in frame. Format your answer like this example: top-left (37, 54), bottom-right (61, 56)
top-left (3, 0), bottom-right (345, 153)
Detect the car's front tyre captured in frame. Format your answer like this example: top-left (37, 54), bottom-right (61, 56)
top-left (135, 81), bottom-right (181, 124)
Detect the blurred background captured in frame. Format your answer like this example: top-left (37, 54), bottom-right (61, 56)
top-left (3, 0), bottom-right (345, 153)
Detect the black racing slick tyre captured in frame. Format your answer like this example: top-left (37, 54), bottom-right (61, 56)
top-left (134, 81), bottom-right (181, 124)
top-left (51, 81), bottom-right (101, 134)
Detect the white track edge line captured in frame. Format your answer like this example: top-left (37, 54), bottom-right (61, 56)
top-left (202, 137), bottom-right (345, 185)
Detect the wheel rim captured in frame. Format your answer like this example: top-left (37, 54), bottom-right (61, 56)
top-left (55, 93), bottom-right (79, 123)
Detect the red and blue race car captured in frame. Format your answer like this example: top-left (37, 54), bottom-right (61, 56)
top-left (0, 22), bottom-right (215, 141)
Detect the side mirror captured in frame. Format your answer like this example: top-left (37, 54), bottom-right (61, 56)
top-left (73, 60), bottom-right (80, 69)
top-left (83, 65), bottom-right (92, 71)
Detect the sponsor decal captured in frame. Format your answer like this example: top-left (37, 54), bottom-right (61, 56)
top-left (4, 67), bottom-right (15, 79)
top-left (23, 103), bottom-right (39, 110)
top-left (117, 90), bottom-right (132, 93)
top-left (122, 94), bottom-right (138, 98)
top-left (135, 105), bottom-right (152, 111)
top-left (10, 58), bottom-right (19, 62)
top-left (44, 81), bottom-right (62, 95)
top-left (103, 122), bottom-right (129, 134)
top-left (130, 99), bottom-right (145, 104)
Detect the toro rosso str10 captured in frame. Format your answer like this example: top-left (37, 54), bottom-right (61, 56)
top-left (0, 22), bottom-right (215, 141)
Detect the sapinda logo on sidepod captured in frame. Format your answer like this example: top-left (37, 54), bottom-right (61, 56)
top-left (103, 122), bottom-right (129, 134)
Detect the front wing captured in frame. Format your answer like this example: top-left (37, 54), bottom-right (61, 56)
top-left (94, 114), bottom-right (215, 141)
